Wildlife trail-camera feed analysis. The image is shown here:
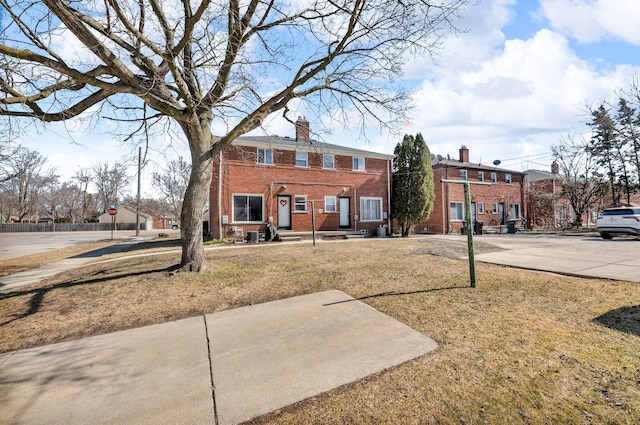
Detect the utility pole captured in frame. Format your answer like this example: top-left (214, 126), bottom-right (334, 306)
top-left (136, 146), bottom-right (142, 237)
top-left (440, 179), bottom-right (491, 287)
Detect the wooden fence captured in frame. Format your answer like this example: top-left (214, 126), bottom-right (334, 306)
top-left (0, 222), bottom-right (148, 233)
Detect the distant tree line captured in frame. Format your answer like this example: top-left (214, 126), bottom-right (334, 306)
top-left (551, 80), bottom-right (640, 227)
top-left (0, 142), bottom-right (190, 225)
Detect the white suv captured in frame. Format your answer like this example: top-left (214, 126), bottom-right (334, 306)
top-left (595, 207), bottom-right (640, 239)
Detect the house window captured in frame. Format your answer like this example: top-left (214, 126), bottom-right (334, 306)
top-left (360, 197), bottom-right (382, 221)
top-left (478, 171), bottom-right (485, 182)
top-left (353, 157), bottom-right (365, 171)
top-left (505, 173), bottom-right (512, 184)
top-left (558, 205), bottom-right (567, 221)
top-left (490, 172), bottom-right (497, 183)
top-left (295, 152), bottom-right (308, 167)
top-left (478, 202), bottom-right (485, 214)
top-left (510, 203), bottom-right (521, 219)
top-left (323, 154), bottom-right (335, 169)
top-left (233, 195), bottom-right (263, 223)
top-left (294, 195), bottom-right (307, 212)
top-left (460, 169), bottom-right (468, 181)
top-left (257, 148), bottom-right (273, 164)
top-left (492, 203), bottom-right (498, 214)
top-left (450, 202), bottom-right (464, 221)
top-left (325, 196), bottom-right (337, 213)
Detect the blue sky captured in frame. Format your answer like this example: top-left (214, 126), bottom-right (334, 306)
top-left (12, 0), bottom-right (640, 196)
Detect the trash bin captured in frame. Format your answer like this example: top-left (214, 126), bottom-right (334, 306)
top-left (461, 222), bottom-right (467, 235)
top-left (507, 220), bottom-right (517, 234)
top-left (474, 221), bottom-right (483, 235)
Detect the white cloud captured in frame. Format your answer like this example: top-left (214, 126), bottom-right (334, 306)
top-left (394, 21), bottom-right (640, 169)
top-left (540, 0), bottom-right (640, 44)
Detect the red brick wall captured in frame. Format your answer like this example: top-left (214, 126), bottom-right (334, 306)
top-left (210, 145), bottom-right (392, 238)
top-left (416, 164), bottom-right (525, 234)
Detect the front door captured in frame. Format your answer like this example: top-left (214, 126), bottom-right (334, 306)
top-left (499, 203), bottom-right (505, 225)
top-left (471, 203), bottom-right (477, 222)
top-left (339, 197), bottom-right (350, 228)
top-left (277, 195), bottom-right (291, 229)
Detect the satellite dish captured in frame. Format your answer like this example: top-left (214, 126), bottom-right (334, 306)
top-left (493, 160), bottom-right (501, 166)
top-left (437, 155), bottom-right (443, 161)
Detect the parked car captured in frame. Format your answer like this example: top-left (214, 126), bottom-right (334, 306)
top-left (170, 221), bottom-right (179, 230)
top-left (595, 207), bottom-right (640, 239)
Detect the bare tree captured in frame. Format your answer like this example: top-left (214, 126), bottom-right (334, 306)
top-left (552, 136), bottom-right (608, 227)
top-left (0, 146), bottom-right (57, 221)
top-left (152, 156), bottom-right (190, 222)
top-left (0, 0), bottom-right (470, 271)
top-left (72, 168), bottom-right (93, 222)
top-left (91, 161), bottom-right (129, 212)
top-left (0, 139), bottom-right (20, 183)
top-left (41, 181), bottom-right (88, 223)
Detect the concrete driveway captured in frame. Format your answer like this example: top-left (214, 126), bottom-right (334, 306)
top-left (430, 233), bottom-right (640, 283)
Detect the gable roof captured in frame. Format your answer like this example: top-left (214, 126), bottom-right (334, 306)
top-left (525, 169), bottom-right (562, 181)
top-left (98, 205), bottom-right (153, 220)
top-left (234, 135), bottom-right (394, 160)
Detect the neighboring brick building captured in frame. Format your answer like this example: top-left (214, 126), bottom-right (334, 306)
top-left (416, 146), bottom-right (526, 234)
top-left (525, 162), bottom-right (640, 229)
top-left (209, 118), bottom-right (393, 239)
top-left (524, 161), bottom-right (575, 229)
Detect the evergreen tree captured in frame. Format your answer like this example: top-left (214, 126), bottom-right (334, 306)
top-left (588, 105), bottom-right (620, 206)
top-left (615, 98), bottom-right (640, 204)
top-left (391, 133), bottom-right (435, 237)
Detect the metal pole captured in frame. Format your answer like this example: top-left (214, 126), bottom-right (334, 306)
top-left (136, 146), bottom-right (141, 237)
top-left (464, 183), bottom-right (476, 288)
top-left (111, 214), bottom-right (115, 240)
top-left (440, 179), bottom-right (491, 287)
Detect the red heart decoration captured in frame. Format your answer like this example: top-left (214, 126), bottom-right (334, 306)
top-left (280, 199), bottom-right (287, 206)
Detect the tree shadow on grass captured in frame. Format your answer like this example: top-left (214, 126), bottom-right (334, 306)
top-left (323, 286), bottom-right (467, 306)
top-left (71, 239), bottom-right (181, 259)
top-left (593, 305), bottom-right (640, 337)
top-left (0, 266), bottom-right (178, 327)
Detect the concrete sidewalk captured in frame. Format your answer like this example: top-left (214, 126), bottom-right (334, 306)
top-left (0, 290), bottom-right (438, 425)
top-left (0, 242), bottom-right (142, 295)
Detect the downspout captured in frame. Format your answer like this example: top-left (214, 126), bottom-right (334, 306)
top-left (218, 151), bottom-right (223, 239)
top-left (444, 163), bottom-right (449, 234)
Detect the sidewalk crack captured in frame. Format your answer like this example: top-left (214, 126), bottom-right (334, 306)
top-left (203, 314), bottom-right (219, 425)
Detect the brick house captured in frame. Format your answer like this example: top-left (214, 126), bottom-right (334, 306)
top-left (209, 118), bottom-right (394, 239)
top-left (416, 146), bottom-right (526, 234)
top-left (525, 161), bottom-right (576, 228)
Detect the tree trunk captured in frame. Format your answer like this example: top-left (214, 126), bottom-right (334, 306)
top-left (178, 113), bottom-right (215, 272)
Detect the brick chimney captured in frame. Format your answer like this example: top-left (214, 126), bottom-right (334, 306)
top-left (551, 160), bottom-right (559, 174)
top-left (459, 145), bottom-right (469, 163)
top-left (295, 116), bottom-right (310, 141)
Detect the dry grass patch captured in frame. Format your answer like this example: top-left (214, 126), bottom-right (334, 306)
top-left (1, 238), bottom-right (640, 423)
